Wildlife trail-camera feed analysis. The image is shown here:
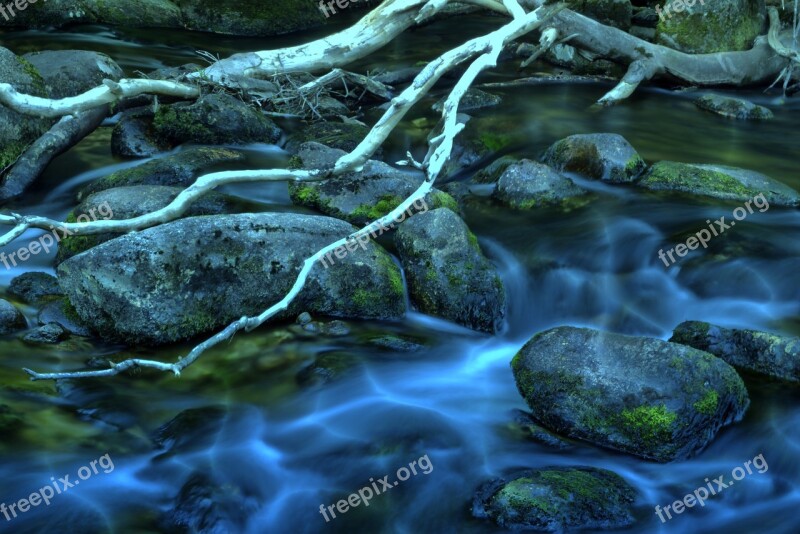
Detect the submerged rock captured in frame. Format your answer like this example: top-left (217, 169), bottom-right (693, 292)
top-left (638, 161), bottom-right (800, 206)
top-left (57, 213), bottom-right (405, 345)
top-left (57, 185), bottom-right (240, 263)
top-left (296, 351), bottom-right (360, 386)
top-left (511, 326), bottom-right (749, 461)
top-left (492, 159), bottom-right (592, 210)
top-left (656, 0), bottom-right (764, 53)
top-left (395, 208), bottom-right (505, 333)
top-left (671, 321), bottom-right (800, 383)
top-left (694, 94), bottom-right (773, 120)
top-left (473, 466), bottom-right (636, 530)
top-left (289, 142), bottom-right (458, 225)
top-left (0, 299), bottom-right (27, 335)
top-left (542, 133), bottom-right (646, 183)
top-left (152, 406), bottom-right (228, 453)
top-left (432, 89), bottom-right (501, 112)
top-left (78, 147), bottom-right (245, 200)
top-left (160, 472), bottom-right (256, 534)
top-left (153, 93), bottom-right (282, 147)
top-left (23, 322), bottom-right (68, 344)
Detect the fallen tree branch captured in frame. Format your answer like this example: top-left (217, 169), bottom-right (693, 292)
top-left (596, 59), bottom-right (659, 106)
top-left (23, 0), bottom-right (553, 381)
top-left (521, 0), bottom-right (796, 103)
top-left (0, 106), bottom-right (109, 202)
top-left (0, 79), bottom-right (199, 118)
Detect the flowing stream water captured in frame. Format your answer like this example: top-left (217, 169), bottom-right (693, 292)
top-left (0, 13), bottom-right (799, 534)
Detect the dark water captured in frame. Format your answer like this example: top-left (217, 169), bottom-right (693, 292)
top-left (1, 13), bottom-right (799, 534)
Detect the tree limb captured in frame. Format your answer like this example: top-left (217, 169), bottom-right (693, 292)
top-left (23, 0), bottom-right (554, 381)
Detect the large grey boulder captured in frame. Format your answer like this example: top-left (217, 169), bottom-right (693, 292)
top-left (57, 213), bottom-right (405, 345)
top-left (395, 208), bottom-right (505, 333)
top-left (656, 0), bottom-right (765, 53)
top-left (671, 321), bottom-right (800, 383)
top-left (57, 185), bottom-right (241, 264)
top-left (0, 47), bottom-right (51, 173)
top-left (512, 326), bottom-right (749, 461)
top-left (492, 159), bottom-right (592, 210)
top-left (153, 93), bottom-right (282, 147)
top-left (23, 50), bottom-right (124, 99)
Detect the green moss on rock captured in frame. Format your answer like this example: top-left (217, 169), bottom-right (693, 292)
top-left (619, 404), bottom-right (676, 448)
top-left (694, 390), bottom-right (719, 416)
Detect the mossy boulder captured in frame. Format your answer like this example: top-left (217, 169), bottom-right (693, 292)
top-left (656, 0), bottom-right (765, 53)
top-left (0, 0), bottom-right (182, 28)
top-left (57, 185), bottom-right (241, 264)
top-left (177, 0), bottom-right (325, 36)
top-left (285, 122), bottom-right (375, 155)
top-left (562, 0), bottom-right (633, 29)
top-left (78, 147), bottom-right (245, 200)
top-left (492, 160), bottom-right (593, 210)
top-left (511, 326), bottom-right (749, 461)
top-left (473, 466), bottom-right (636, 530)
top-left (637, 161), bottom-right (800, 206)
top-left (7, 272), bottom-right (63, 305)
top-left (395, 208), bottom-right (506, 333)
top-left (671, 320), bottom-right (800, 383)
top-left (153, 93), bottom-right (281, 147)
top-left (288, 142), bottom-right (459, 225)
top-left (22, 50), bottom-right (124, 99)
top-left (0, 47), bottom-right (51, 174)
top-left (57, 213), bottom-right (405, 345)
top-left (542, 133), bottom-right (646, 183)
top-left (694, 94), bottom-right (773, 120)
